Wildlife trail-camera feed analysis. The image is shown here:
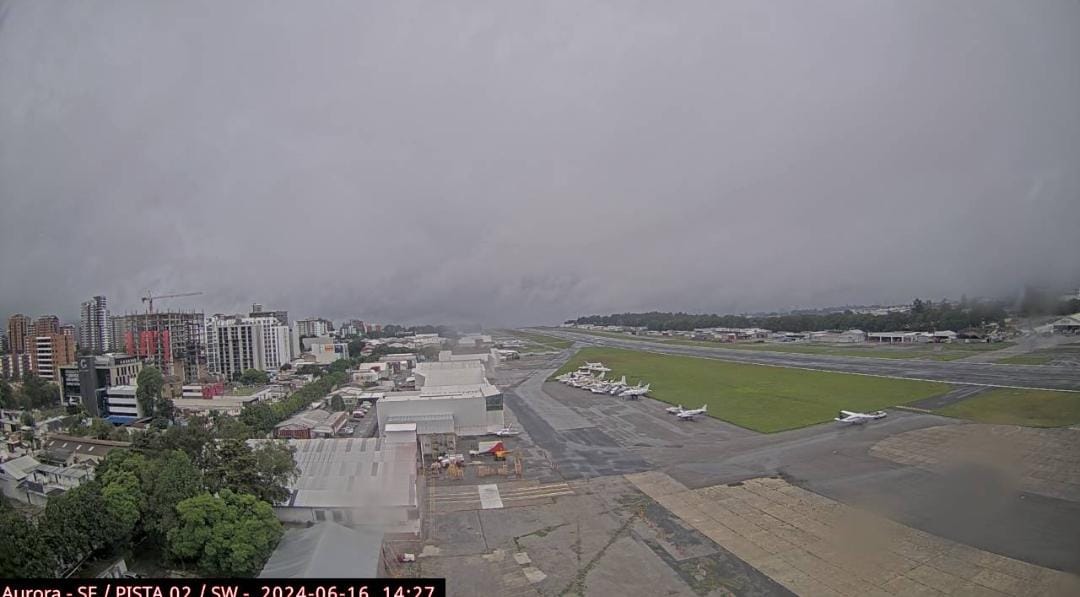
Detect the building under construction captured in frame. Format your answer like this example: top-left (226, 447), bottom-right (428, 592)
top-left (109, 311), bottom-right (206, 382)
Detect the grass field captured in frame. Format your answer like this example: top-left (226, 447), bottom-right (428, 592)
top-left (503, 329), bottom-right (573, 350)
top-left (553, 328), bottom-right (1013, 361)
top-left (553, 347), bottom-right (950, 432)
top-left (937, 388), bottom-right (1080, 427)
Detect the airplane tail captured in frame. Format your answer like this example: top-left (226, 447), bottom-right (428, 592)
top-left (643, 384), bottom-right (650, 392)
top-left (619, 375), bottom-right (627, 385)
top-left (702, 404), bottom-right (708, 412)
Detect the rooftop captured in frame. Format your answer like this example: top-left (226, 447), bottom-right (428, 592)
top-left (282, 437), bottom-right (417, 509)
top-left (259, 522), bottom-right (383, 578)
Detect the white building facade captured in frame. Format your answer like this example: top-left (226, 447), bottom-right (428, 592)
top-left (206, 315), bottom-right (294, 379)
top-left (79, 295), bottom-right (110, 353)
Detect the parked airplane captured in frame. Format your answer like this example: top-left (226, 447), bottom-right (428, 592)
top-left (676, 405), bottom-right (708, 420)
top-left (619, 383), bottom-right (651, 399)
top-left (495, 426), bottom-right (520, 436)
top-left (834, 410), bottom-right (887, 424)
top-left (665, 404), bottom-right (685, 414)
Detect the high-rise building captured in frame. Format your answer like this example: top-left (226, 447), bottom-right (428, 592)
top-left (32, 333), bottom-right (76, 382)
top-left (0, 353), bottom-right (33, 379)
top-left (111, 311), bottom-right (206, 382)
top-left (33, 315), bottom-right (60, 337)
top-left (206, 314), bottom-right (293, 379)
top-left (249, 303), bottom-right (289, 326)
top-left (79, 295), bottom-right (110, 353)
top-left (7, 314), bottom-right (30, 354)
top-left (60, 324), bottom-right (77, 344)
top-left (0, 331), bottom-right (7, 353)
top-left (295, 317), bottom-right (334, 338)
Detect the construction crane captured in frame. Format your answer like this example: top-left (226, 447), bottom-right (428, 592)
top-left (142, 291), bottom-right (203, 313)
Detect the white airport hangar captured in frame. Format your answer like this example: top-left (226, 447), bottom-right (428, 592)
top-left (375, 383), bottom-right (504, 454)
top-left (267, 429), bottom-right (421, 536)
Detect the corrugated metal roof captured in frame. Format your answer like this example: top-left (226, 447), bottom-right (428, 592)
top-left (259, 522), bottom-right (382, 578)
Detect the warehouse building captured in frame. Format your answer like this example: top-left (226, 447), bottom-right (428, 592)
top-left (413, 360), bottom-right (487, 387)
top-left (375, 383), bottom-right (504, 455)
top-left (269, 432), bottom-right (419, 536)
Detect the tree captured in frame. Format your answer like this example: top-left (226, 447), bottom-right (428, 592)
top-left (99, 468), bottom-right (142, 541)
top-left (278, 363), bottom-right (292, 371)
top-left (19, 411), bottom-right (35, 428)
top-left (88, 418), bottom-right (114, 439)
top-left (167, 490), bottom-right (283, 577)
top-left (0, 501), bottom-right (55, 577)
top-left (40, 483), bottom-right (128, 572)
top-left (143, 451), bottom-right (203, 542)
top-left (329, 394), bottom-right (345, 412)
top-left (297, 364), bottom-right (322, 377)
top-left (0, 378), bottom-right (15, 409)
top-left (136, 366), bottom-right (165, 419)
top-left (240, 368), bottom-right (270, 386)
top-left (203, 439), bottom-right (297, 505)
top-left (18, 373), bottom-right (59, 409)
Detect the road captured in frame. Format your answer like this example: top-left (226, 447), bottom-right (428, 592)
top-left (535, 329), bottom-right (1080, 391)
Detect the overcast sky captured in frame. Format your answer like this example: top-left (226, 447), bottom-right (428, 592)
top-left (1, 1), bottom-right (1078, 327)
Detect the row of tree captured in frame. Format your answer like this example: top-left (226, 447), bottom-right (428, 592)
top-left (0, 373), bottom-right (61, 410)
top-left (569, 299), bottom-right (1010, 333)
top-left (0, 434), bottom-right (295, 578)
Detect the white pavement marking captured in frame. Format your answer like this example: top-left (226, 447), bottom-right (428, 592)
top-left (478, 484), bottom-right (504, 509)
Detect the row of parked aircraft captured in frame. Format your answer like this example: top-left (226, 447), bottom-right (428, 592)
top-left (555, 362), bottom-right (652, 399)
top-left (559, 362), bottom-right (888, 426)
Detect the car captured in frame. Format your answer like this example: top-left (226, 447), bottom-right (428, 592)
top-left (343, 426), bottom-right (355, 435)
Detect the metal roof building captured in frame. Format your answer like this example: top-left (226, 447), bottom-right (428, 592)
top-left (259, 522), bottom-right (383, 578)
top-left (271, 435), bottom-right (420, 536)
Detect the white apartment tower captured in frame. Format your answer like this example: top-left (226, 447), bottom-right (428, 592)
top-left (205, 315), bottom-right (293, 379)
top-left (79, 295), bottom-right (110, 353)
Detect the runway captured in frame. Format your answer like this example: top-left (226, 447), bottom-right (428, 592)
top-left (536, 329), bottom-right (1080, 391)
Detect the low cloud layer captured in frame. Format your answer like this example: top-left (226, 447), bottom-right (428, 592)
top-left (2, 1), bottom-right (1078, 326)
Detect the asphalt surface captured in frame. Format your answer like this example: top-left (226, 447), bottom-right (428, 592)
top-left (536, 329), bottom-right (1080, 391)
top-left (503, 353), bottom-right (1080, 574)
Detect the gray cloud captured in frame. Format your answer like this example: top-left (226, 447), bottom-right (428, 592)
top-left (2, 0), bottom-right (1078, 327)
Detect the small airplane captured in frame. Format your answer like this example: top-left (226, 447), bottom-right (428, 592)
top-left (607, 376), bottom-right (629, 395)
top-left (619, 383), bottom-right (651, 399)
top-left (495, 426), bottom-right (520, 436)
top-left (834, 410), bottom-right (887, 424)
top-left (676, 405), bottom-right (708, 420)
top-left (665, 404), bottom-right (685, 414)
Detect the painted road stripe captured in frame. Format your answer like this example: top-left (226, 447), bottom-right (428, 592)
top-left (478, 484), bottom-right (504, 509)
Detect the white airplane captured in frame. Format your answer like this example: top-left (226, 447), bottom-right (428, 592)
top-left (665, 404), bottom-right (685, 415)
top-left (619, 383), bottom-right (651, 399)
top-left (835, 410), bottom-right (887, 424)
top-left (495, 426), bottom-right (520, 436)
top-left (607, 376), bottom-right (629, 395)
top-left (676, 404), bottom-right (708, 420)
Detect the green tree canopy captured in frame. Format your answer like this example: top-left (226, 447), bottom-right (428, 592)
top-left (18, 373), bottom-right (59, 409)
top-left (167, 490), bottom-right (283, 577)
top-left (202, 440), bottom-right (297, 505)
top-left (0, 501), bottom-right (55, 577)
top-left (0, 378), bottom-right (15, 409)
top-left (329, 395), bottom-right (345, 411)
top-left (240, 368), bottom-right (270, 386)
top-left (136, 366), bottom-right (165, 419)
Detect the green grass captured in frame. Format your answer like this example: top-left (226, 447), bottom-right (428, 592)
top-left (995, 354), bottom-right (1054, 365)
top-left (504, 329), bottom-right (572, 350)
top-left (553, 347), bottom-right (950, 433)
top-left (937, 388), bottom-right (1080, 427)
top-left (553, 328), bottom-right (1013, 361)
